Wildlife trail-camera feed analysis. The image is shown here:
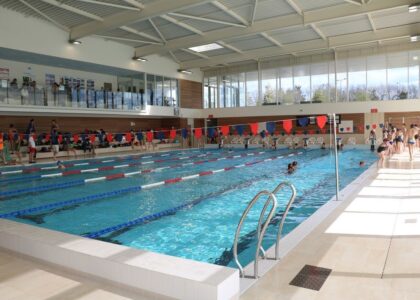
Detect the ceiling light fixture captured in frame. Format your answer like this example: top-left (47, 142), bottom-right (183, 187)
top-left (69, 39), bottom-right (82, 45)
top-left (414, 56), bottom-right (419, 61)
top-left (409, 3), bottom-right (420, 13)
top-left (189, 43), bottom-right (223, 53)
top-left (132, 56), bottom-right (148, 62)
top-left (410, 35), bottom-right (420, 42)
top-left (178, 69), bottom-right (193, 75)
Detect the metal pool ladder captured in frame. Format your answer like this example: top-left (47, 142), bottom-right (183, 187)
top-left (233, 182), bottom-right (297, 278)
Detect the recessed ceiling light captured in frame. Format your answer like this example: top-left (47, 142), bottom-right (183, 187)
top-left (409, 3), bottom-right (420, 12)
top-left (178, 69), bottom-right (193, 75)
top-left (189, 43), bottom-right (223, 53)
top-left (69, 39), bottom-right (82, 45)
top-left (132, 56), bottom-right (147, 62)
top-left (410, 35), bottom-right (420, 42)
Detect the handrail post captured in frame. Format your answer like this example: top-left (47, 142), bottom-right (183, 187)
top-left (233, 190), bottom-right (277, 278)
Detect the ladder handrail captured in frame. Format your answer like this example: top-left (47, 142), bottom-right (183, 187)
top-left (233, 190), bottom-right (277, 278)
top-left (272, 182), bottom-right (297, 260)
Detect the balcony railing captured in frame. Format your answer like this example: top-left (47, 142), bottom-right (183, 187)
top-left (0, 86), bottom-right (178, 111)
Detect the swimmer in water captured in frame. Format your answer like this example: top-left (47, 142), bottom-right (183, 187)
top-left (57, 160), bottom-right (65, 169)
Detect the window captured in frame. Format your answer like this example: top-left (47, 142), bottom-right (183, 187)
top-left (261, 69), bottom-right (277, 105)
top-left (367, 55), bottom-right (387, 100)
top-left (409, 51), bottom-right (419, 99)
top-left (311, 62), bottom-right (329, 103)
top-left (348, 57), bottom-right (366, 101)
top-left (293, 64), bottom-right (310, 103)
top-left (146, 74), bottom-right (155, 105)
top-left (387, 52), bottom-right (408, 100)
top-left (246, 71), bottom-right (259, 106)
top-left (279, 66), bottom-right (293, 105)
top-left (155, 76), bottom-right (163, 106)
top-left (336, 59), bottom-right (347, 102)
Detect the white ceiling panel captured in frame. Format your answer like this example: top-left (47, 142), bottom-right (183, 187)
top-left (270, 26), bottom-right (320, 44)
top-left (227, 35), bottom-right (275, 51)
top-left (254, 0), bottom-right (295, 21)
top-left (318, 15), bottom-right (373, 37)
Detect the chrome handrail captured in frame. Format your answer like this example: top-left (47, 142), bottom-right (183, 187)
top-left (233, 190), bottom-right (277, 278)
top-left (272, 182), bottom-right (297, 260)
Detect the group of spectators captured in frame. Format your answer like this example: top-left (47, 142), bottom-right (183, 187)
top-left (0, 118), bottom-right (185, 165)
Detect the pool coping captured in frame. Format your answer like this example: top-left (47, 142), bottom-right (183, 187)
top-left (238, 161), bottom-right (378, 293)
top-left (0, 218), bottom-right (239, 300)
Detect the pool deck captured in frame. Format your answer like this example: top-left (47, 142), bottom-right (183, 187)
top-left (241, 150), bottom-right (420, 300)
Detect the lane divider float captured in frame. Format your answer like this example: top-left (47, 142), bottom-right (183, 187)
top-left (0, 152), bottom-right (302, 217)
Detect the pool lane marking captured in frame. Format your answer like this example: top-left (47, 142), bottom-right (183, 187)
top-left (0, 151), bottom-right (300, 197)
top-left (0, 149), bottom-right (205, 176)
top-left (0, 150), bottom-right (266, 184)
top-left (0, 152), bottom-right (304, 218)
top-left (0, 150), bottom-right (268, 196)
top-left (0, 151), bottom-right (214, 182)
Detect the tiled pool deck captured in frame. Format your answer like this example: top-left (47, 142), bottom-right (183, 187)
top-left (241, 150), bottom-right (420, 300)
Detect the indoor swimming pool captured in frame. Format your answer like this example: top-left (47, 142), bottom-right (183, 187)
top-left (0, 147), bottom-right (376, 268)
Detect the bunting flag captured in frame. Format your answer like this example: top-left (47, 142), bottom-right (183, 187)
top-left (366, 125), bottom-right (370, 130)
top-left (283, 119), bottom-right (292, 134)
top-left (57, 134), bottom-right (63, 144)
top-left (235, 125), bottom-right (244, 136)
top-left (379, 123), bottom-right (384, 128)
top-left (45, 134), bottom-right (51, 142)
top-left (125, 133), bottom-right (132, 143)
top-left (250, 123), bottom-right (259, 135)
top-left (221, 125), bottom-right (229, 136)
top-left (136, 132), bottom-right (143, 141)
top-left (115, 134), bottom-right (123, 143)
top-left (298, 117), bottom-right (309, 127)
top-left (146, 131), bottom-right (153, 142)
top-left (194, 128), bottom-right (202, 139)
top-left (157, 131), bottom-right (165, 141)
top-left (316, 116), bottom-right (328, 129)
top-left (207, 127), bottom-right (215, 138)
top-left (181, 128), bottom-right (188, 139)
top-left (260, 130), bottom-right (266, 138)
top-left (266, 122), bottom-right (276, 135)
top-left (106, 133), bottom-right (113, 143)
top-left (89, 134), bottom-right (96, 143)
top-left (74, 134), bottom-right (80, 143)
top-left (372, 124), bottom-right (377, 129)
top-left (169, 129), bottom-right (177, 139)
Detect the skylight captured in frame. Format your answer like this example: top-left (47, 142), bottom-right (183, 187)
top-left (189, 43), bottom-right (223, 53)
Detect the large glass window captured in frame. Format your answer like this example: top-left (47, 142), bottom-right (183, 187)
top-left (409, 51), bottom-right (419, 99)
top-left (388, 52), bottom-right (409, 100)
top-left (246, 71), bottom-right (259, 106)
top-left (279, 66), bottom-right (293, 105)
top-left (311, 62), bottom-right (329, 103)
top-left (348, 57), bottom-right (366, 101)
top-left (155, 76), bottom-right (163, 106)
top-left (261, 69), bottom-right (277, 105)
top-left (293, 64), bottom-right (310, 103)
top-left (367, 55), bottom-right (387, 101)
top-left (146, 74), bottom-right (155, 105)
top-left (336, 60), bottom-right (348, 102)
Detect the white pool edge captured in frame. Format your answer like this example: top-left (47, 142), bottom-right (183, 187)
top-left (0, 219), bottom-right (239, 300)
top-left (239, 162), bottom-right (378, 293)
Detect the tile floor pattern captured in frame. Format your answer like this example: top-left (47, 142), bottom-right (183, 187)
top-left (0, 250), bottom-right (174, 300)
top-left (240, 150), bottom-right (420, 300)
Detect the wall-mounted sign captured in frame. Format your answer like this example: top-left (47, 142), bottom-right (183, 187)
top-left (0, 67), bottom-right (9, 80)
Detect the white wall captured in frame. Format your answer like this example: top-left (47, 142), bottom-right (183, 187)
top-left (0, 8), bottom-right (203, 83)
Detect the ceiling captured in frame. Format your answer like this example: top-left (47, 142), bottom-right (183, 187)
top-left (0, 0), bottom-right (419, 70)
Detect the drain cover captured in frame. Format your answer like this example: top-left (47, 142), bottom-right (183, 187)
top-left (289, 265), bottom-right (332, 291)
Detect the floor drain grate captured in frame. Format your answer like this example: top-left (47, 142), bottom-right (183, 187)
top-left (289, 265), bottom-right (332, 291)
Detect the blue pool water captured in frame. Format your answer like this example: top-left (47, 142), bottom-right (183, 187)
top-left (0, 147), bottom-right (376, 268)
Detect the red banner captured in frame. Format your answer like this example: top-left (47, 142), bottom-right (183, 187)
top-left (250, 123), bottom-right (258, 135)
top-left (169, 129), bottom-right (177, 139)
top-left (146, 131), bottom-right (153, 142)
top-left (221, 125), bottom-right (230, 136)
top-left (194, 128), bottom-right (202, 139)
top-left (283, 120), bottom-right (292, 134)
top-left (316, 116), bottom-right (328, 129)
top-left (125, 133), bottom-right (132, 143)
